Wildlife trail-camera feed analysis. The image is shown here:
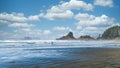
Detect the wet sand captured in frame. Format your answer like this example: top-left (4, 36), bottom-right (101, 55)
top-left (53, 48), bottom-right (120, 68)
top-left (2, 48), bottom-right (120, 68)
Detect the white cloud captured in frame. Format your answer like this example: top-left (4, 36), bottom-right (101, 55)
top-left (43, 30), bottom-right (51, 35)
top-left (0, 12), bottom-right (39, 39)
top-left (11, 28), bottom-right (52, 39)
top-left (0, 20), bottom-right (8, 24)
top-left (0, 0), bottom-right (118, 39)
top-left (0, 12), bottom-right (27, 24)
top-left (0, 0), bottom-right (94, 22)
top-left (0, 12), bottom-right (52, 39)
top-left (59, 0), bottom-right (93, 11)
top-left (45, 10), bottom-right (74, 20)
top-left (94, 0), bottom-right (113, 7)
top-left (28, 15), bottom-right (40, 21)
top-left (80, 27), bottom-right (105, 37)
top-left (44, 0), bottom-right (93, 20)
top-left (8, 23), bottom-right (34, 28)
top-left (75, 13), bottom-right (115, 29)
top-left (28, 13), bottom-right (43, 21)
top-left (0, 12), bottom-right (43, 25)
top-left (53, 26), bottom-right (71, 31)
top-left (75, 13), bottom-right (118, 37)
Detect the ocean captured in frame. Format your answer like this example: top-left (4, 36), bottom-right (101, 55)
top-left (0, 40), bottom-right (120, 68)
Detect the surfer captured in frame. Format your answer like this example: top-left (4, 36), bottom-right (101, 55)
top-left (51, 42), bottom-right (54, 45)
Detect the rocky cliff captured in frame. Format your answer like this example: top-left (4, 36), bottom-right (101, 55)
top-left (56, 32), bottom-right (75, 40)
top-left (78, 35), bottom-right (95, 40)
top-left (101, 26), bottom-right (120, 39)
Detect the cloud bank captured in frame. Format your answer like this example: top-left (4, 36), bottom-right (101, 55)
top-left (0, 0), bottom-right (119, 39)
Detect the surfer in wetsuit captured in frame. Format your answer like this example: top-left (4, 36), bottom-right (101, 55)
top-left (51, 42), bottom-right (54, 45)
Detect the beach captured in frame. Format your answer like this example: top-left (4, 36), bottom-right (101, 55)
top-left (0, 41), bottom-right (120, 68)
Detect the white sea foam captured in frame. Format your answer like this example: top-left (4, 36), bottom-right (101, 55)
top-left (0, 41), bottom-right (120, 62)
top-left (0, 40), bottom-right (120, 48)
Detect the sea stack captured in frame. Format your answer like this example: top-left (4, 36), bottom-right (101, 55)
top-left (56, 32), bottom-right (75, 40)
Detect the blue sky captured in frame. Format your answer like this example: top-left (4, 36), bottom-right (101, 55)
top-left (0, 0), bottom-right (120, 40)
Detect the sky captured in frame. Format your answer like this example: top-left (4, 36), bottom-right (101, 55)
top-left (0, 0), bottom-right (120, 40)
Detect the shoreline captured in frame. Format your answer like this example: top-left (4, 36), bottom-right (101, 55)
top-left (1, 48), bottom-right (120, 68)
top-left (0, 39), bottom-right (120, 43)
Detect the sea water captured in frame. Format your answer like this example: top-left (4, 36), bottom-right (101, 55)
top-left (0, 40), bottom-right (120, 68)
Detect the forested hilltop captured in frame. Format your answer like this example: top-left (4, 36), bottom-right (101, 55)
top-left (100, 26), bottom-right (120, 40)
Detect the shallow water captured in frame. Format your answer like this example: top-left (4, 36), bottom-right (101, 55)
top-left (0, 41), bottom-right (120, 68)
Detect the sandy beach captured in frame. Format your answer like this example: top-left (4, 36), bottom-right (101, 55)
top-left (0, 48), bottom-right (119, 68)
top-left (0, 41), bottom-right (120, 68)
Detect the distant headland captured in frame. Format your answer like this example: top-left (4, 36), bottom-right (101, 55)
top-left (56, 25), bottom-right (120, 40)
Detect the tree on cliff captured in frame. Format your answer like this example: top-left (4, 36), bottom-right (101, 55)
top-left (101, 25), bottom-right (120, 39)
